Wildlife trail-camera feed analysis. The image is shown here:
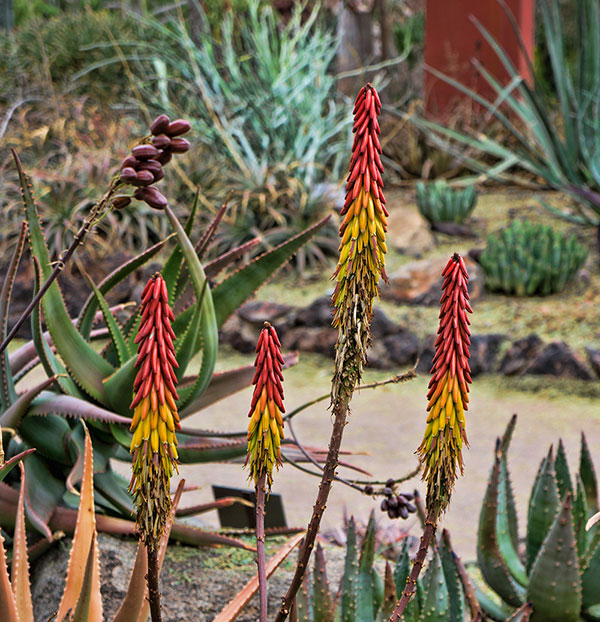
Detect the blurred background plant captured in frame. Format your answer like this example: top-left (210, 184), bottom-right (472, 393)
top-left (415, 179), bottom-right (477, 225)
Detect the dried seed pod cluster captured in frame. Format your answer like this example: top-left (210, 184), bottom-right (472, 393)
top-left (245, 322), bottom-right (285, 491)
top-left (418, 253), bottom-right (472, 515)
top-left (117, 114), bottom-right (191, 211)
top-left (332, 83), bottom-right (388, 329)
top-left (129, 273), bottom-right (181, 548)
top-left (379, 480), bottom-right (417, 520)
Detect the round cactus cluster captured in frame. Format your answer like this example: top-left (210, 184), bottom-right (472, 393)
top-left (116, 114), bottom-right (191, 211)
top-left (379, 480), bottom-right (417, 520)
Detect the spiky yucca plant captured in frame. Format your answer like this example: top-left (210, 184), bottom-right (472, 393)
top-left (276, 83), bottom-right (388, 622)
top-left (390, 253), bottom-right (472, 621)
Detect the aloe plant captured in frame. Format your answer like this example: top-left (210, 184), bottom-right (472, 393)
top-left (476, 415), bottom-right (600, 621)
top-left (415, 180), bottom-right (477, 225)
top-left (0, 141), bottom-right (329, 542)
top-left (480, 220), bottom-right (587, 296)
top-left (289, 513), bottom-right (475, 622)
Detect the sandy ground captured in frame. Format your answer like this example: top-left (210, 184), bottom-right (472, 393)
top-left (109, 350), bottom-right (600, 561)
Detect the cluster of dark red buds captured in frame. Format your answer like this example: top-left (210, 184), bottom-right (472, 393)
top-left (115, 114), bottom-right (191, 211)
top-left (378, 479), bottom-right (417, 520)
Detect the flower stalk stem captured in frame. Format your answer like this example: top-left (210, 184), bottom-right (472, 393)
top-left (147, 545), bottom-right (162, 622)
top-left (256, 472), bottom-right (268, 622)
top-left (388, 510), bottom-right (438, 622)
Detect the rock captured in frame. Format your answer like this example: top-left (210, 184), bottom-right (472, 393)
top-left (416, 334), bottom-right (436, 374)
top-left (238, 300), bottom-right (294, 327)
top-left (294, 295), bottom-right (333, 327)
top-left (499, 334), bottom-right (544, 376)
top-left (383, 332), bottom-right (420, 366)
top-left (383, 256), bottom-right (483, 306)
top-left (30, 533), bottom-right (352, 622)
top-left (526, 341), bottom-right (594, 380)
top-left (469, 334), bottom-right (507, 376)
top-left (387, 208), bottom-right (435, 257)
top-left (282, 326), bottom-right (337, 358)
top-left (219, 314), bottom-right (259, 353)
top-left (586, 347), bottom-right (600, 378)
top-left (370, 307), bottom-right (400, 339)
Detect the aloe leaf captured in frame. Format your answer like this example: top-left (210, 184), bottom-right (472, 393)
top-left (421, 549), bottom-right (449, 621)
top-left (526, 446), bottom-right (560, 571)
top-left (440, 532), bottom-right (466, 622)
top-left (0, 448), bottom-right (35, 485)
top-left (0, 221), bottom-right (27, 411)
top-left (112, 540), bottom-right (147, 622)
top-left (555, 438), bottom-right (573, 500)
top-left (478, 440), bottom-right (526, 608)
top-left (212, 215), bottom-right (331, 328)
top-left (574, 474), bottom-right (589, 559)
top-left (83, 276), bottom-right (130, 366)
top-left (357, 511), bottom-right (379, 622)
top-left (175, 437), bottom-right (248, 463)
top-left (582, 537), bottom-right (600, 609)
top-left (93, 470), bottom-right (133, 515)
top-left (527, 493), bottom-right (581, 621)
top-left (0, 530), bottom-right (18, 622)
top-left (27, 393), bottom-right (131, 426)
top-left (379, 562), bottom-right (396, 621)
top-left (71, 534), bottom-right (102, 622)
top-left (11, 463), bottom-right (34, 622)
top-left (23, 452), bottom-right (65, 539)
top-left (195, 199), bottom-right (227, 261)
top-left (499, 414), bottom-right (520, 551)
top-left (0, 376), bottom-right (56, 429)
top-left (313, 543), bottom-right (335, 622)
top-left (13, 150), bottom-right (114, 402)
top-left (580, 432), bottom-right (599, 513)
top-left (180, 351), bottom-right (298, 417)
top-left (77, 238), bottom-right (169, 339)
top-left (56, 424), bottom-right (103, 622)
top-left (175, 496), bottom-right (253, 517)
top-left (474, 582), bottom-right (511, 621)
top-left (19, 414), bottom-right (72, 465)
top-left (212, 533), bottom-right (305, 622)
top-left (204, 238), bottom-right (261, 281)
top-left (341, 516), bottom-right (359, 622)
top-left (506, 603), bottom-right (533, 621)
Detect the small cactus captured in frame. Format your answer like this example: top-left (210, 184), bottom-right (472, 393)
top-left (476, 416), bottom-right (600, 621)
top-left (416, 180), bottom-right (477, 225)
top-left (480, 220), bottom-right (587, 296)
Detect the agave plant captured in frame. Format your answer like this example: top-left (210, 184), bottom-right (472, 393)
top-left (290, 513), bottom-right (479, 622)
top-left (415, 180), bottom-right (477, 225)
top-left (0, 147), bottom-right (330, 543)
top-left (480, 220), bottom-right (587, 296)
top-left (476, 415), bottom-right (600, 621)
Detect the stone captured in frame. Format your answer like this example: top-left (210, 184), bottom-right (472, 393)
top-left (238, 300), bottom-right (294, 326)
top-left (386, 208), bottom-right (435, 257)
top-left (526, 341), bottom-right (594, 380)
top-left (586, 347), bottom-right (600, 379)
top-left (294, 295), bottom-right (333, 327)
top-left (219, 314), bottom-right (258, 354)
top-left (282, 326), bottom-right (337, 358)
top-left (499, 334), bottom-right (544, 376)
top-left (383, 256), bottom-right (483, 306)
top-left (416, 334), bottom-right (436, 374)
top-left (383, 332), bottom-right (420, 366)
top-left (469, 334), bottom-right (507, 376)
top-left (370, 307), bottom-right (400, 339)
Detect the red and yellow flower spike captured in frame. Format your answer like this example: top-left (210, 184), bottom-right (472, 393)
top-left (245, 322), bottom-right (285, 492)
top-left (129, 273), bottom-right (180, 548)
top-left (332, 83), bottom-right (388, 328)
top-left (418, 253), bottom-right (472, 515)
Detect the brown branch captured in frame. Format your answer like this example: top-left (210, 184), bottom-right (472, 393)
top-left (274, 395), bottom-right (350, 622)
top-left (256, 472), bottom-right (268, 622)
top-left (388, 511), bottom-right (438, 621)
top-left (146, 545), bottom-right (162, 622)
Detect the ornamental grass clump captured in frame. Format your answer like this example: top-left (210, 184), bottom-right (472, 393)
top-left (245, 321), bottom-right (286, 621)
top-left (390, 252), bottom-right (472, 621)
top-left (129, 272), bottom-right (180, 621)
top-left (276, 83), bottom-right (387, 621)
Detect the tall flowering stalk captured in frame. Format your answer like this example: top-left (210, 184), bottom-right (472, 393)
top-left (390, 253), bottom-right (472, 621)
top-left (129, 273), bottom-right (180, 622)
top-left (245, 321), bottom-right (286, 622)
top-left (276, 84), bottom-right (387, 622)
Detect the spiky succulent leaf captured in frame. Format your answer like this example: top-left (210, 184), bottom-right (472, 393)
top-left (313, 543), bottom-right (335, 622)
top-left (526, 447), bottom-right (560, 571)
top-left (416, 180), bottom-right (478, 225)
top-left (341, 517), bottom-right (359, 622)
top-left (555, 439), bottom-right (573, 500)
top-left (580, 432), bottom-right (599, 513)
top-left (378, 562), bottom-right (397, 621)
top-left (440, 533), bottom-right (466, 622)
top-left (357, 512), bottom-right (381, 621)
top-left (582, 538), bottom-right (600, 609)
top-left (212, 215), bottom-right (331, 328)
top-left (0, 377), bottom-right (56, 429)
top-left (527, 494), bottom-right (581, 622)
top-left (394, 539), bottom-right (420, 621)
top-left (0, 449), bottom-right (35, 485)
top-left (506, 603), bottom-right (533, 621)
top-left (478, 440), bottom-right (526, 608)
top-left (0, 530), bottom-right (18, 622)
top-left (574, 474), bottom-right (589, 559)
top-left (420, 549), bottom-right (450, 621)
top-left (499, 414), bottom-right (520, 553)
top-left (70, 535), bottom-right (100, 622)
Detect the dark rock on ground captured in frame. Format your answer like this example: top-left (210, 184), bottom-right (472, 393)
top-left (383, 332), bottom-right (420, 366)
top-left (526, 341), bottom-right (594, 380)
top-left (282, 326), bottom-right (337, 359)
top-left (386, 208), bottom-right (435, 257)
top-left (293, 295), bottom-right (333, 327)
top-left (499, 334), bottom-right (545, 376)
top-left (586, 347), bottom-right (600, 379)
top-left (469, 334), bottom-right (507, 376)
top-left (370, 307), bottom-right (401, 339)
top-left (383, 256), bottom-right (484, 306)
top-left (220, 314), bottom-right (259, 354)
top-left (238, 300), bottom-right (294, 327)
top-left (416, 334), bottom-right (435, 375)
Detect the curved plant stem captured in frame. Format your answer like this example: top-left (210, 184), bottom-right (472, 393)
top-left (275, 396), bottom-right (350, 622)
top-left (256, 472), bottom-right (268, 622)
top-left (147, 545), bottom-right (162, 622)
top-left (388, 510), bottom-right (438, 622)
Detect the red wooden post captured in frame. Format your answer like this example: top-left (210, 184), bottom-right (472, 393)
top-left (424, 0), bottom-right (536, 118)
